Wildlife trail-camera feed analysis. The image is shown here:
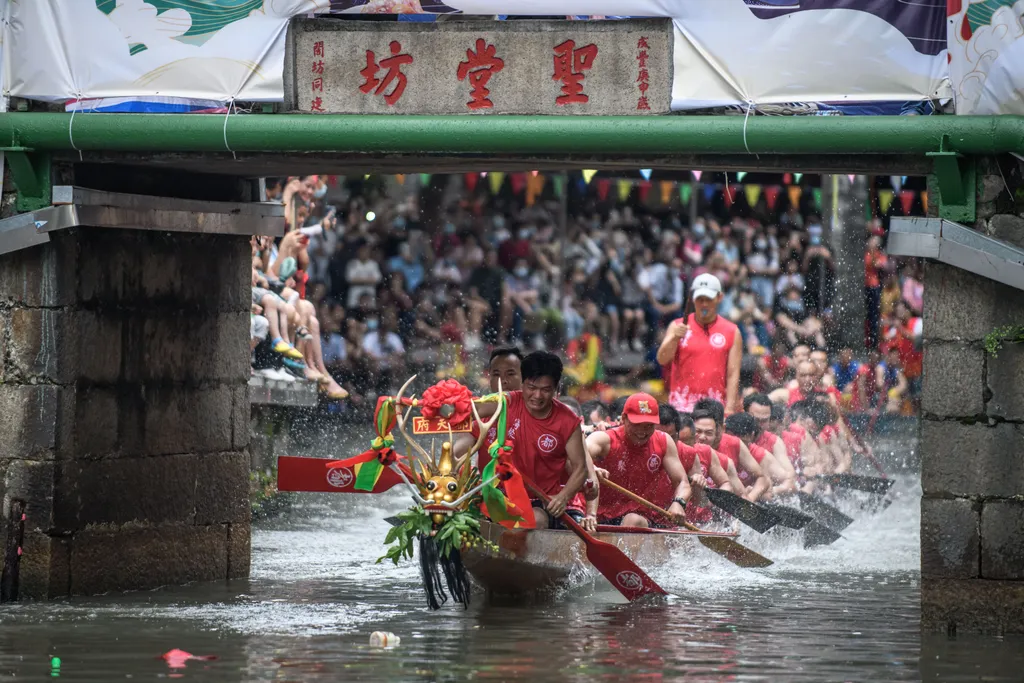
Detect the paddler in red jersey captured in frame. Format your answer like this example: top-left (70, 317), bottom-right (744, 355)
top-left (658, 403), bottom-right (734, 525)
top-left (473, 351), bottom-right (596, 531)
top-left (743, 393), bottom-right (799, 495)
top-left (586, 394), bottom-right (691, 528)
top-left (455, 346), bottom-right (523, 469)
top-left (692, 398), bottom-right (770, 502)
top-left (657, 273), bottom-right (743, 415)
top-left (724, 413), bottom-right (797, 497)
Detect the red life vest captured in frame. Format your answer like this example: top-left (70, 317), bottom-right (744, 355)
top-left (666, 314), bottom-right (738, 412)
top-left (597, 427), bottom-right (670, 521)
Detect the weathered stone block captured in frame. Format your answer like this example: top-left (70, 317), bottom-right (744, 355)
top-left (987, 344), bottom-right (1024, 420)
top-left (76, 310), bottom-right (123, 384)
top-left (3, 460), bottom-right (55, 531)
top-left (227, 522), bottom-right (251, 579)
top-left (922, 420), bottom-right (1024, 497)
top-left (923, 263), bottom-right (1024, 342)
top-left (194, 452), bottom-right (250, 525)
top-left (923, 578), bottom-right (1024, 634)
top-left (232, 385), bottom-right (250, 451)
top-left (978, 174), bottom-right (1008, 203)
top-left (0, 239), bottom-right (76, 308)
top-left (286, 18), bottom-right (673, 116)
top-left (16, 531), bottom-right (70, 600)
top-left (69, 523), bottom-right (228, 595)
top-left (54, 455), bottom-right (198, 530)
top-left (981, 500), bottom-right (1024, 580)
top-left (9, 308), bottom-right (73, 383)
top-left (0, 385), bottom-right (59, 460)
top-left (142, 385), bottom-right (233, 456)
top-left (921, 498), bottom-right (979, 579)
top-left (921, 342), bottom-right (985, 417)
top-left (125, 311), bottom-right (249, 384)
top-left (986, 214), bottom-right (1024, 249)
top-left (72, 387), bottom-right (119, 458)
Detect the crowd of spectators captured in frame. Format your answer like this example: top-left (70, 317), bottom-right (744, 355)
top-left (249, 174), bottom-right (922, 415)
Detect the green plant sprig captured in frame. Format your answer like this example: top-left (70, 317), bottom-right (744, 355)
top-left (983, 324), bottom-right (1024, 357)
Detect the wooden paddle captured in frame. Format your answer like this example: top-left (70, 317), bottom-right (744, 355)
top-left (813, 473), bottom-right (894, 496)
top-left (704, 488), bottom-right (782, 533)
top-left (795, 491), bottom-right (854, 532)
top-left (597, 477), bottom-right (773, 569)
top-left (523, 477), bottom-right (668, 601)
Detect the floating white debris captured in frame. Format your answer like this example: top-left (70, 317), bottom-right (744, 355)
top-left (369, 631), bottom-right (400, 648)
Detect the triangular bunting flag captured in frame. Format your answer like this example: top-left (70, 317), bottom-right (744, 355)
top-left (617, 180), bottom-right (632, 203)
top-left (724, 184), bottom-right (741, 209)
top-left (847, 174), bottom-right (856, 185)
top-left (704, 184), bottom-right (717, 203)
top-left (783, 173), bottom-right (792, 185)
top-left (879, 189), bottom-right (894, 214)
top-left (419, 173), bottom-right (431, 185)
top-left (464, 172), bottom-right (479, 192)
top-left (638, 181), bottom-right (652, 203)
top-left (890, 175), bottom-right (901, 191)
top-left (736, 171), bottom-right (747, 182)
top-left (900, 189), bottom-right (915, 215)
top-left (921, 191), bottom-right (928, 214)
top-left (510, 173), bottom-right (526, 195)
top-left (395, 174), bottom-right (405, 185)
top-left (660, 181), bottom-right (673, 205)
top-left (489, 171), bottom-right (505, 194)
top-left (526, 174), bottom-right (546, 206)
top-left (693, 170), bottom-right (703, 182)
top-left (640, 169), bottom-right (652, 181)
top-left (813, 188), bottom-right (823, 211)
top-left (794, 173), bottom-right (803, 184)
top-left (582, 169), bottom-right (598, 184)
top-left (680, 184), bottom-right (692, 205)
top-left (788, 185), bottom-right (802, 208)
top-left (764, 185), bottom-right (780, 211)
top-left (745, 184), bottom-right (762, 208)
top-left (596, 178), bottom-right (611, 201)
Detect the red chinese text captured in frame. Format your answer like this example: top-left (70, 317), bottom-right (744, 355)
top-left (311, 97), bottom-right (325, 112)
top-left (636, 36), bottom-right (650, 111)
top-left (359, 41), bottom-right (414, 106)
top-left (313, 41), bottom-right (324, 58)
top-left (552, 39), bottom-right (598, 105)
top-left (312, 60), bottom-right (325, 75)
top-left (457, 38), bottom-right (505, 110)
top-left (312, 77), bottom-right (323, 92)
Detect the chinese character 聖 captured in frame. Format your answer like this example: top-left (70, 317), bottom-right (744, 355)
top-left (552, 39), bottom-right (598, 106)
top-left (359, 41), bottom-right (414, 106)
top-left (457, 38), bottom-right (504, 110)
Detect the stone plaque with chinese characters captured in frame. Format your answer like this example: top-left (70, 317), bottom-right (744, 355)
top-left (284, 19), bottom-right (672, 115)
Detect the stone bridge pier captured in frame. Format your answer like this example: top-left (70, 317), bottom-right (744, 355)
top-left (897, 156), bottom-right (1024, 634)
top-left (0, 172), bottom-right (280, 599)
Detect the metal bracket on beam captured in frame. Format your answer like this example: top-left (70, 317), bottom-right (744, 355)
top-left (0, 186), bottom-right (285, 258)
top-left (888, 217), bottom-right (1024, 292)
top-left (926, 136), bottom-right (975, 223)
top-left (5, 150), bottom-right (51, 213)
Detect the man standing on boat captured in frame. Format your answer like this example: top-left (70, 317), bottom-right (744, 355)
top-left (586, 394), bottom-right (691, 528)
top-left (657, 274), bottom-right (743, 415)
top-left (474, 351), bottom-right (597, 531)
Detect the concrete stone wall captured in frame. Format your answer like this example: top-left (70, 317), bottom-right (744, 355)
top-left (921, 156), bottom-right (1024, 634)
top-left (0, 227), bottom-right (251, 599)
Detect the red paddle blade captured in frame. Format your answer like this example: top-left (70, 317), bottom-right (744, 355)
top-left (276, 456), bottom-right (403, 493)
top-left (559, 513), bottom-right (667, 600)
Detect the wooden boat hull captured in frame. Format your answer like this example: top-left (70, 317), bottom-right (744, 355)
top-left (461, 520), bottom-right (704, 597)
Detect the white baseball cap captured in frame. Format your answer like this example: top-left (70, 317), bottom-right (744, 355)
top-left (691, 273), bottom-right (723, 301)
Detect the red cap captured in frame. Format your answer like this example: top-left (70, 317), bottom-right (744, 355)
top-left (622, 393), bottom-right (660, 424)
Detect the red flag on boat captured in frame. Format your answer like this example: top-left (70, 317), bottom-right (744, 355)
top-left (277, 455), bottom-right (406, 494)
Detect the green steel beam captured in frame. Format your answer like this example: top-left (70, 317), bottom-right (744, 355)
top-left (0, 113), bottom-right (1021, 156)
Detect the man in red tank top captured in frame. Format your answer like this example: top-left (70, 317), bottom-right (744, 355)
top-left (455, 347), bottom-right (523, 471)
top-left (692, 399), bottom-right (770, 502)
top-left (724, 412), bottom-right (797, 497)
top-left (743, 393), bottom-right (798, 495)
top-left (587, 394), bottom-right (690, 527)
top-left (657, 274), bottom-right (743, 415)
top-left (474, 351), bottom-right (596, 531)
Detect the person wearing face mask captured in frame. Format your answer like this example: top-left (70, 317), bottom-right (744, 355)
top-left (774, 285), bottom-right (826, 349)
top-left (499, 222), bottom-right (534, 271)
top-left (746, 233), bottom-right (779, 309)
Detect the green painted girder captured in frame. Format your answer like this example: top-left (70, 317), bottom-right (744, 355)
top-left (0, 113), bottom-right (1021, 156)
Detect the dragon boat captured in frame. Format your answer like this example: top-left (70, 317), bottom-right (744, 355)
top-left (277, 375), bottom-right (743, 608)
